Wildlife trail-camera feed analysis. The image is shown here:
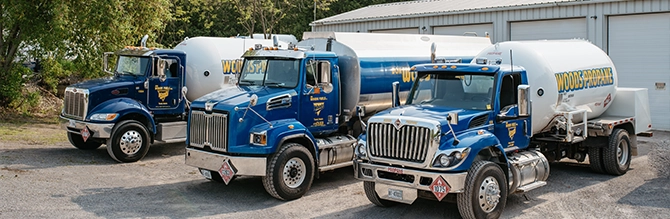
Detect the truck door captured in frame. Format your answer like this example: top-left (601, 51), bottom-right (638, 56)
top-left (493, 73), bottom-right (530, 149)
top-left (148, 57), bottom-right (182, 111)
top-left (300, 58), bottom-right (340, 134)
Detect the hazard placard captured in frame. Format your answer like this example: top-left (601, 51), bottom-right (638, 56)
top-left (80, 126), bottom-right (90, 142)
top-left (429, 175), bottom-right (450, 201)
top-left (218, 159), bottom-right (236, 185)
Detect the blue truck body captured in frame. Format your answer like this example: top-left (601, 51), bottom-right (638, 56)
top-left (61, 47), bottom-right (189, 162)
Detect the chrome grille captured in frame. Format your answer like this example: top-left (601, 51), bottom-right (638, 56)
top-left (368, 123), bottom-right (431, 163)
top-left (189, 110), bottom-right (228, 152)
top-left (62, 88), bottom-right (88, 119)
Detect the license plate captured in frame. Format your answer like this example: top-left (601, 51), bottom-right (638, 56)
top-left (68, 120), bottom-right (76, 128)
top-left (200, 169), bottom-right (212, 179)
top-left (388, 188), bottom-right (403, 200)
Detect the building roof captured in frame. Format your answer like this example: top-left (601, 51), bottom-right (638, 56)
top-left (312, 0), bottom-right (590, 26)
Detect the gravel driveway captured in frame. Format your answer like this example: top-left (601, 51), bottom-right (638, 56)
top-left (1, 124), bottom-right (668, 218)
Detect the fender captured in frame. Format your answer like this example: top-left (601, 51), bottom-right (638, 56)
top-left (87, 97), bottom-right (156, 134)
top-left (444, 129), bottom-right (508, 172)
top-left (230, 119), bottom-right (317, 158)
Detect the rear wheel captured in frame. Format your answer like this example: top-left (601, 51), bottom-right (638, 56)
top-left (363, 181), bottom-right (398, 207)
top-left (602, 129), bottom-right (631, 175)
top-left (588, 146), bottom-right (605, 173)
top-left (106, 120), bottom-right (150, 163)
top-left (457, 161), bottom-right (507, 219)
top-left (262, 143), bottom-right (315, 200)
top-left (67, 132), bottom-right (102, 150)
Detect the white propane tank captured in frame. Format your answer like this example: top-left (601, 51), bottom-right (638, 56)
top-left (174, 37), bottom-right (289, 101)
top-left (476, 39), bottom-right (618, 134)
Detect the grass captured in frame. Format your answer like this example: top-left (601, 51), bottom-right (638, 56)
top-left (0, 109), bottom-right (66, 145)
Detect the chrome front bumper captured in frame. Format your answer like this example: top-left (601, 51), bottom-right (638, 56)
top-left (185, 148), bottom-right (267, 176)
top-left (61, 117), bottom-right (114, 139)
top-left (354, 159), bottom-right (467, 203)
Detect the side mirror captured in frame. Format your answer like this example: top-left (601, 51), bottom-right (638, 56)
top-left (392, 81), bottom-right (400, 107)
top-left (156, 59), bottom-right (168, 81)
top-left (102, 52), bottom-right (115, 74)
top-left (517, 85), bottom-right (530, 117)
top-left (319, 62), bottom-right (330, 84)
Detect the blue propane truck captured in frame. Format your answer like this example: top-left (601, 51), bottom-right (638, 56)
top-left (353, 40), bottom-right (652, 219)
top-left (184, 32), bottom-right (492, 200)
top-left (60, 36), bottom-right (288, 162)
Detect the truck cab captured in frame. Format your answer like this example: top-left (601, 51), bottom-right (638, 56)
top-left (185, 46), bottom-right (351, 201)
top-left (61, 46), bottom-right (188, 162)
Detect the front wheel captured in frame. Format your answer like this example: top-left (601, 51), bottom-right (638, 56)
top-left (457, 161), bottom-right (508, 219)
top-left (106, 120), bottom-right (150, 163)
top-left (262, 143), bottom-right (315, 200)
top-left (67, 132), bottom-right (102, 150)
top-left (602, 129), bottom-right (632, 175)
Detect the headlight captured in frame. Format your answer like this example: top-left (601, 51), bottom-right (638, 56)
top-left (250, 131), bottom-right (267, 146)
top-left (89, 113), bottom-right (118, 121)
top-left (433, 147), bottom-right (470, 168)
top-left (356, 143), bottom-right (367, 157)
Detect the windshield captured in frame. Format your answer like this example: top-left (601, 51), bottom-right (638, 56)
top-left (407, 73), bottom-right (494, 110)
top-left (115, 56), bottom-right (150, 76)
top-left (238, 58), bottom-right (300, 88)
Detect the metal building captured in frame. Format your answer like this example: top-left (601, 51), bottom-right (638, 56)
top-left (311, 0), bottom-right (670, 130)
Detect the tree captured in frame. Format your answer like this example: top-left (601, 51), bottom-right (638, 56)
top-left (0, 0), bottom-right (172, 105)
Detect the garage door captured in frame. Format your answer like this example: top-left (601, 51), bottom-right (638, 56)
top-left (609, 13), bottom-right (670, 130)
top-left (370, 28), bottom-right (418, 34)
top-left (510, 18), bottom-right (586, 40)
top-left (434, 23), bottom-right (493, 40)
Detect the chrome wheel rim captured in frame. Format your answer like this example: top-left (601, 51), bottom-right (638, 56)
top-left (478, 176), bottom-right (501, 213)
top-left (119, 130), bottom-right (142, 155)
top-left (283, 158), bottom-right (306, 189)
top-left (617, 140), bottom-right (629, 167)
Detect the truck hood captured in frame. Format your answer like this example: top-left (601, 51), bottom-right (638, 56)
top-left (68, 75), bottom-right (138, 93)
top-left (375, 105), bottom-right (491, 134)
top-left (192, 86), bottom-right (297, 111)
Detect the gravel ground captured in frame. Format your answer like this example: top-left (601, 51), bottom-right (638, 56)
top-left (0, 124), bottom-right (669, 219)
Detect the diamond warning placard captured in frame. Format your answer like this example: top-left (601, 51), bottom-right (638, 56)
top-left (429, 175), bottom-right (450, 201)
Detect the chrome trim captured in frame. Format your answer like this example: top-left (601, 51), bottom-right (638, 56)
top-left (354, 160), bottom-right (467, 193)
top-left (62, 87), bottom-right (89, 120)
top-left (61, 117), bottom-right (114, 139)
top-left (185, 148), bottom-right (266, 176)
top-left (366, 115), bottom-right (441, 169)
top-left (189, 110), bottom-right (228, 152)
top-left (266, 94), bottom-right (292, 110)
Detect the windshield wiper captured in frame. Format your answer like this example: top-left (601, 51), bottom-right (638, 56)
top-left (264, 82), bottom-right (287, 87)
top-left (239, 80), bottom-right (256, 85)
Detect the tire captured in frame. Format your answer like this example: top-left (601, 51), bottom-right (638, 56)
top-left (588, 146), bottom-right (605, 173)
top-left (363, 181), bottom-right (397, 207)
top-left (106, 120), bottom-right (151, 163)
top-left (262, 143), bottom-right (315, 201)
top-left (67, 132), bottom-right (102, 150)
top-left (602, 129), bottom-right (632, 175)
top-left (457, 161), bottom-right (507, 219)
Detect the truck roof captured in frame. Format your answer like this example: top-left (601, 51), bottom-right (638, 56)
top-left (242, 49), bottom-right (337, 59)
top-left (116, 47), bottom-right (186, 57)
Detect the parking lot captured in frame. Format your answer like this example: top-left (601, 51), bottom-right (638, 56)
top-left (1, 124), bottom-right (669, 219)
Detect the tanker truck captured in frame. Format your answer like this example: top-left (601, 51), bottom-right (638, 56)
top-left (60, 36), bottom-right (289, 162)
top-left (353, 39), bottom-right (652, 219)
top-left (184, 32), bottom-right (492, 200)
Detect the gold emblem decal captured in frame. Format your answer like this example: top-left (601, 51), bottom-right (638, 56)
top-left (506, 122), bottom-right (517, 139)
top-left (155, 85), bottom-right (173, 102)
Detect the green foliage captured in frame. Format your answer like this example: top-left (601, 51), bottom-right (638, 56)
top-left (0, 65), bottom-right (28, 106)
top-left (0, 0), bottom-right (410, 114)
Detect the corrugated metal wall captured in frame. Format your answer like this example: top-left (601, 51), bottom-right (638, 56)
top-left (313, 0), bottom-right (670, 52)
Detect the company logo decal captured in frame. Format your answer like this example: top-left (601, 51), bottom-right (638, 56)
top-left (221, 59), bottom-right (244, 74)
top-left (554, 67), bottom-right (614, 94)
top-left (506, 122), bottom-right (517, 140)
top-left (155, 85), bottom-right (173, 102)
